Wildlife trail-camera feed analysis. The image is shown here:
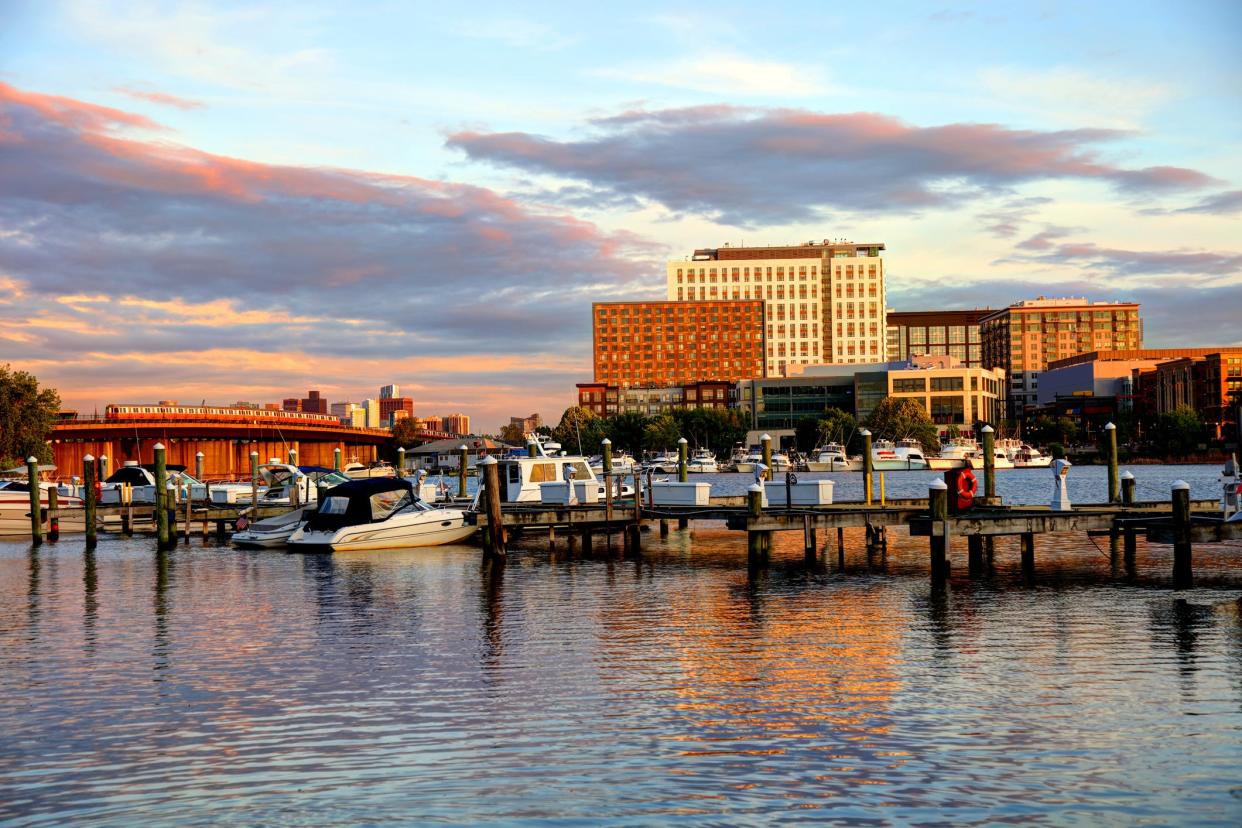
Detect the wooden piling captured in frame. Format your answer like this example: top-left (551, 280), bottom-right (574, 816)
top-left (861, 429), bottom-right (873, 505)
top-left (27, 457), bottom-right (42, 546)
top-left (479, 457), bottom-right (505, 559)
top-left (83, 454), bottom-right (98, 548)
top-left (1104, 422), bottom-right (1119, 502)
top-left (1021, 532), bottom-right (1036, 581)
top-left (120, 483), bottom-right (132, 536)
top-left (183, 478), bottom-right (192, 542)
top-left (968, 534), bottom-right (984, 575)
top-left (154, 443), bottom-right (170, 550)
top-left (677, 438), bottom-right (690, 528)
top-left (928, 479), bottom-right (948, 581)
top-left (1171, 481), bottom-right (1192, 589)
top-left (47, 486), bottom-right (59, 541)
top-left (761, 433), bottom-right (772, 482)
top-left (747, 484), bottom-right (768, 562)
top-left (1121, 471), bottom-right (1136, 507)
top-left (625, 523), bottom-right (641, 555)
top-left (333, 447), bottom-right (342, 472)
top-left (250, 451), bottom-right (260, 510)
top-left (458, 445), bottom-right (469, 499)
top-left (803, 515), bottom-right (816, 563)
top-left (581, 528), bottom-right (593, 557)
top-left (195, 451), bottom-right (205, 485)
top-left (527, 438), bottom-right (538, 459)
top-left (981, 424), bottom-right (996, 499)
top-left (397, 447), bottom-right (405, 478)
top-left (659, 519), bottom-right (668, 536)
top-left (837, 525), bottom-right (845, 568)
top-left (98, 454), bottom-right (109, 481)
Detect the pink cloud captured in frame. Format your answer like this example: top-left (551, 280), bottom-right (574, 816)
top-left (114, 86), bottom-right (205, 111)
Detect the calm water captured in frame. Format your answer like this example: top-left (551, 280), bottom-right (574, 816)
top-left (2, 465), bottom-right (1241, 825)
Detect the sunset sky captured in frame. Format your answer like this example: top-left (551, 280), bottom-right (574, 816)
top-left (2, 1), bottom-right (1239, 430)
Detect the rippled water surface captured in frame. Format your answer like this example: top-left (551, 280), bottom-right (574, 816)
top-left (3, 466), bottom-right (1242, 825)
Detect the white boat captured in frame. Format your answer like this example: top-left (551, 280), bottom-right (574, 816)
top-left (98, 461), bottom-right (204, 505)
top-left (288, 478), bottom-right (475, 551)
top-left (686, 448), bottom-right (719, 473)
top-left (805, 443), bottom-right (863, 472)
top-left (231, 505), bottom-right (312, 548)
top-left (589, 450), bottom-right (637, 475)
top-left (644, 451), bottom-right (682, 474)
top-left (222, 464), bottom-right (351, 506)
top-left (1007, 442), bottom-right (1053, 468)
top-left (872, 439), bottom-right (930, 470)
top-left (974, 445), bottom-right (1016, 470)
top-left (928, 438), bottom-right (979, 470)
top-left (494, 449), bottom-right (631, 502)
top-left (732, 449), bottom-right (762, 473)
top-left (0, 480), bottom-right (85, 534)
top-left (343, 461), bottom-right (396, 479)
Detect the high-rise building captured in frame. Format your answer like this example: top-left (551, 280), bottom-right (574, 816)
top-left (509, 414), bottom-right (542, 434)
top-left (330, 401), bottom-right (355, 418)
top-left (379, 396), bottom-right (414, 426)
top-left (980, 297), bottom-right (1142, 417)
top-left (577, 380), bottom-right (735, 418)
top-left (421, 415), bottom-right (444, 432)
top-left (362, 398), bottom-right (380, 428)
top-left (667, 240), bottom-right (886, 376)
top-left (281, 397), bottom-right (301, 412)
top-left (444, 413), bottom-right (470, 435)
top-left (886, 309), bottom-right (991, 367)
top-left (593, 300), bottom-right (766, 388)
top-left (301, 390), bottom-right (327, 415)
top-left (379, 384), bottom-right (399, 400)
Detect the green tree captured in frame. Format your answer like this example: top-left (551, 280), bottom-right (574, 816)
top-left (0, 365), bottom-right (60, 468)
top-left (498, 423), bottom-right (525, 445)
top-left (866, 397), bottom-right (940, 454)
top-left (1150, 405), bottom-right (1204, 457)
top-left (643, 414), bottom-right (680, 452)
top-left (552, 406), bottom-right (603, 455)
top-left (389, 418), bottom-right (423, 454)
top-left (794, 416), bottom-right (821, 454)
top-left (605, 412), bottom-right (648, 455)
top-left (818, 407), bottom-right (860, 454)
top-left (673, 407), bottom-right (748, 456)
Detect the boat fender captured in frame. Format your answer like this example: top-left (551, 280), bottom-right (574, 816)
top-left (955, 469), bottom-right (978, 510)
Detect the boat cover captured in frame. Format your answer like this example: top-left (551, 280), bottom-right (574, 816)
top-left (303, 477), bottom-right (414, 533)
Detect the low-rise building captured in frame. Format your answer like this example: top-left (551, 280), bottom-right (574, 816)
top-left (886, 309), bottom-right (991, 367)
top-left (737, 357), bottom-right (1005, 433)
top-left (1150, 350), bottom-right (1242, 440)
top-left (576, 380), bottom-right (735, 418)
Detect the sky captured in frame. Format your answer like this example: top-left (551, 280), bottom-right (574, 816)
top-left (1, 0), bottom-right (1239, 431)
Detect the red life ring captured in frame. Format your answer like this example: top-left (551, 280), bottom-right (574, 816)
top-left (955, 469), bottom-right (978, 510)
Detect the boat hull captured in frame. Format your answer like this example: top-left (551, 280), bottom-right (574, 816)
top-left (871, 458), bottom-right (930, 471)
top-left (289, 510), bottom-right (477, 551)
top-left (805, 459), bottom-right (863, 472)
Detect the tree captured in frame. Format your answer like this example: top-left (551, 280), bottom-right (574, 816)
top-left (674, 407), bottom-right (748, 457)
top-left (794, 417), bottom-right (821, 454)
top-left (552, 406), bottom-right (603, 455)
top-left (0, 365), bottom-right (60, 468)
top-left (643, 414), bottom-right (680, 453)
top-left (866, 397), bottom-right (940, 454)
top-left (498, 423), bottom-right (525, 445)
top-left (605, 412), bottom-right (647, 455)
top-left (818, 407), bottom-right (860, 454)
top-left (390, 417), bottom-right (423, 449)
top-left (1150, 405), bottom-right (1204, 458)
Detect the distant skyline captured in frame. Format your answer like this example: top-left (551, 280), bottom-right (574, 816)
top-left (2, 1), bottom-right (1239, 429)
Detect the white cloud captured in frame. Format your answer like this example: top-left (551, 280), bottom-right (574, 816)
top-left (449, 18), bottom-right (577, 52)
top-left (596, 53), bottom-right (835, 98)
top-left (978, 66), bottom-right (1174, 129)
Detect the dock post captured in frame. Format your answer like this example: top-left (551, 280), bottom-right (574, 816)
top-left (1171, 480), bottom-right (1192, 589)
top-left (860, 429), bottom-right (873, 505)
top-left (397, 447), bottom-right (405, 479)
top-left (1021, 533), bottom-right (1036, 582)
top-left (195, 451), bottom-right (205, 490)
top-left (1104, 422), bottom-right (1119, 502)
top-left (968, 534), bottom-right (984, 575)
top-left (27, 456), bottom-right (42, 546)
top-left (760, 433), bottom-right (772, 481)
top-left (747, 483), bottom-right (767, 563)
top-left (120, 484), bottom-right (132, 535)
top-left (660, 519), bottom-right (668, 536)
top-left (288, 447), bottom-right (297, 466)
top-left (99, 454), bottom-right (109, 481)
top-left (458, 445), bottom-right (470, 498)
top-left (478, 457), bottom-right (505, 559)
top-left (981, 424), bottom-right (996, 499)
top-left (333, 447), bottom-right (342, 472)
top-left (216, 520), bottom-right (227, 542)
top-left (625, 524), bottom-right (641, 555)
top-left (527, 438), bottom-right (538, 458)
top-left (581, 528), bottom-right (593, 557)
top-left (928, 478), bottom-right (948, 582)
top-left (837, 526), bottom-right (845, 569)
top-left (1121, 471), bottom-right (1136, 507)
top-left (803, 515), bottom-right (816, 563)
top-left (678, 437), bottom-right (689, 528)
top-left (83, 455), bottom-right (98, 548)
top-left (984, 535), bottom-right (994, 565)
top-left (47, 486), bottom-right (59, 541)
top-left (250, 451), bottom-right (260, 510)
top-left (154, 443), bottom-right (170, 551)
top-left (183, 479), bottom-right (192, 542)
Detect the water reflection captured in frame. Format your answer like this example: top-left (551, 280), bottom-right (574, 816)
top-left (1150, 598), bottom-right (1216, 685)
top-left (26, 547), bottom-right (39, 635)
top-left (153, 549), bottom-right (172, 677)
top-left (478, 557), bottom-right (504, 674)
top-left (83, 547), bottom-right (97, 656)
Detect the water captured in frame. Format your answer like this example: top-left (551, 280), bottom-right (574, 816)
top-left (2, 465), bottom-right (1241, 825)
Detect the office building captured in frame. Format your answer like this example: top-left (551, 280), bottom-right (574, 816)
top-left (379, 384), bottom-right (399, 400)
top-left (667, 240), bottom-right (886, 376)
top-left (980, 297), bottom-right (1141, 416)
top-left (1150, 350), bottom-right (1242, 440)
top-left (301, 390), bottom-right (327, 415)
top-left (593, 300), bottom-right (766, 388)
top-left (736, 357), bottom-right (1005, 433)
top-left (379, 396), bottom-right (414, 426)
top-left (362, 398), bottom-right (380, 429)
top-left (576, 380), bottom-right (735, 418)
top-left (886, 309), bottom-right (991, 367)
top-left (509, 413), bottom-right (543, 433)
top-left (281, 397), bottom-right (301, 412)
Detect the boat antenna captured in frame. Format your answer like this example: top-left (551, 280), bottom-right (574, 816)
top-left (575, 417), bottom-right (583, 456)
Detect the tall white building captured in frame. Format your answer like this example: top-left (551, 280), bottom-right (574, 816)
top-left (362, 398), bottom-right (381, 428)
top-left (667, 240), bottom-right (886, 377)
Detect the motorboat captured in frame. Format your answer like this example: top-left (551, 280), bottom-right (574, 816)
top-left (686, 448), bottom-right (719, 474)
top-left (972, 446), bottom-right (1016, 470)
top-left (343, 461), bottom-right (396, 479)
top-left (589, 450), bottom-right (637, 475)
top-left (98, 461), bottom-right (203, 505)
top-left (928, 438), bottom-right (979, 470)
top-left (0, 479), bottom-right (85, 534)
top-left (805, 443), bottom-right (863, 472)
top-left (217, 464), bottom-right (351, 506)
top-left (287, 478), bottom-right (475, 551)
top-left (644, 451), bottom-right (682, 474)
top-left (494, 450), bottom-right (633, 502)
top-left (231, 505), bottom-right (312, 548)
top-left (872, 439), bottom-right (930, 470)
top-left (1007, 442), bottom-right (1053, 468)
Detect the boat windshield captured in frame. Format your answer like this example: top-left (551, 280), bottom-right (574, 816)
top-left (370, 489), bottom-right (412, 520)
